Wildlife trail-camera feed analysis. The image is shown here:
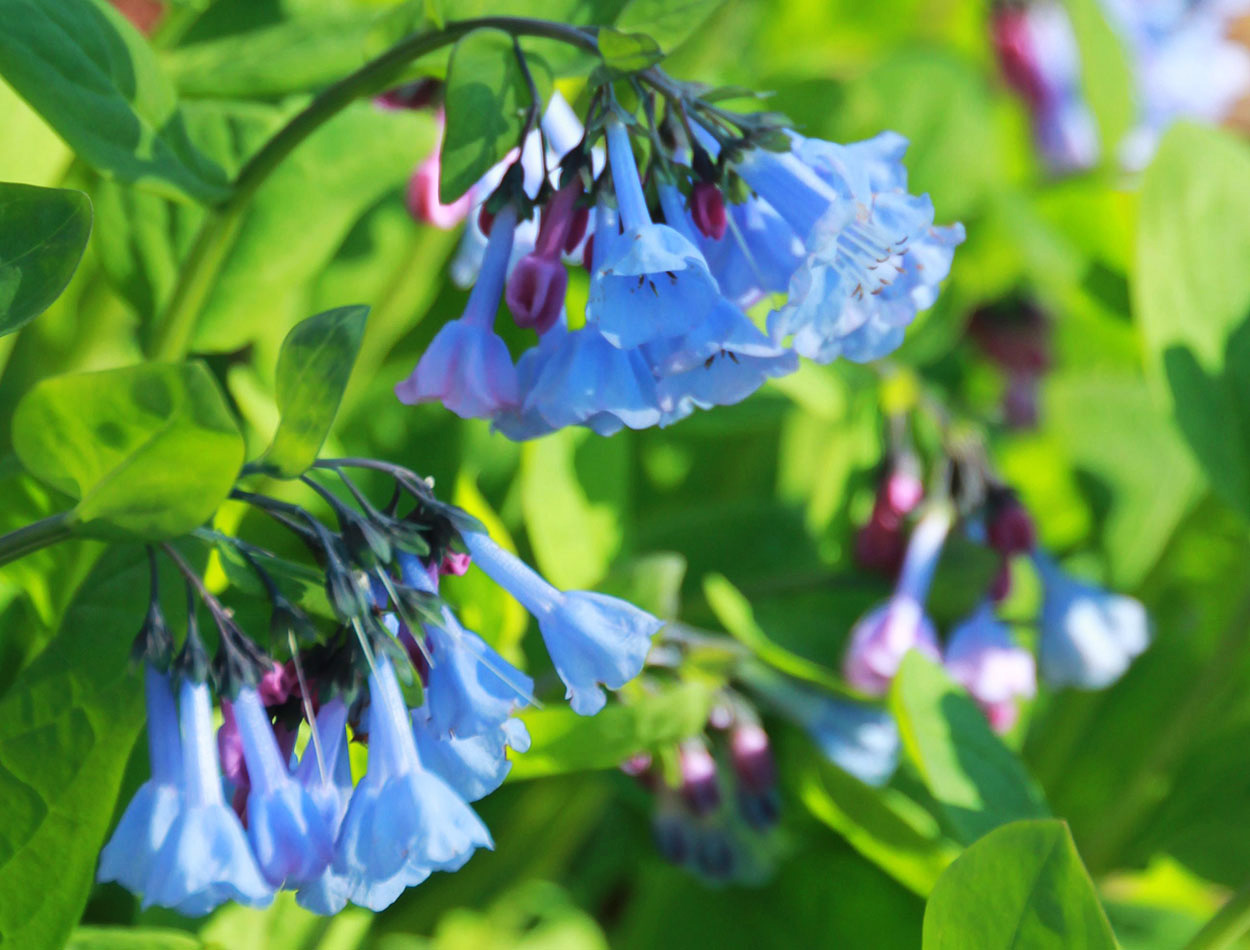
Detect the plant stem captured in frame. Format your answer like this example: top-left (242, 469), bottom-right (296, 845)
top-left (1183, 877), bottom-right (1250, 950)
top-left (0, 512), bottom-right (75, 568)
top-left (146, 15), bottom-right (597, 361)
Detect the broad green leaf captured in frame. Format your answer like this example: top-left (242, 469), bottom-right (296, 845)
top-left (703, 572), bottom-right (855, 697)
top-left (891, 653), bottom-right (1048, 845)
top-left (520, 427), bottom-right (625, 590)
top-left (12, 362), bottom-right (244, 539)
top-left (799, 756), bottom-right (958, 896)
top-left (1046, 373), bottom-right (1201, 587)
top-left (615, 0), bottom-right (725, 51)
top-left (0, 549), bottom-right (152, 949)
top-left (922, 820), bottom-right (1117, 949)
top-left (597, 27), bottom-right (664, 74)
top-left (192, 102), bottom-right (433, 353)
top-left (257, 305), bottom-right (369, 479)
top-left (68, 928), bottom-right (205, 950)
top-left (440, 29), bottom-right (552, 204)
top-left (509, 682), bottom-right (712, 779)
top-left (1062, 0), bottom-right (1135, 159)
top-left (1135, 124), bottom-right (1250, 516)
top-left (0, 79), bottom-right (72, 186)
top-left (0, 182), bottom-right (91, 336)
top-left (0, 0), bottom-right (230, 203)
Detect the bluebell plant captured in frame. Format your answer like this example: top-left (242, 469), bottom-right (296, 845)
top-left (97, 458), bottom-right (665, 915)
top-left (394, 64), bottom-right (964, 437)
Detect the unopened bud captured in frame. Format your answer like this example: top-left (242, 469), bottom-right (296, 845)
top-left (690, 182), bottom-right (727, 240)
top-left (729, 723), bottom-right (775, 793)
top-left (679, 740), bottom-right (721, 816)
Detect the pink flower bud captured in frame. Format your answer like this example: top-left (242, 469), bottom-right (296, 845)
top-left (884, 470), bottom-right (924, 516)
top-left (439, 551), bottom-right (472, 576)
top-left (679, 740), bottom-right (721, 815)
top-left (855, 516), bottom-right (906, 576)
top-left (258, 661), bottom-right (297, 706)
top-left (505, 255), bottom-right (568, 334)
top-left (407, 154), bottom-right (474, 229)
top-left (690, 182), bottom-right (727, 240)
top-left (729, 724), bottom-right (775, 793)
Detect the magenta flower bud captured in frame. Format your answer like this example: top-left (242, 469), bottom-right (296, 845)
top-left (259, 662), bottom-right (297, 706)
top-left (506, 180), bottom-right (581, 333)
top-left (679, 740), bottom-right (721, 816)
top-left (505, 256), bottom-right (568, 334)
top-left (690, 181), bottom-right (727, 240)
top-left (621, 752), bottom-right (653, 777)
top-left (439, 551), bottom-right (472, 576)
top-left (729, 723), bottom-right (775, 793)
top-left (855, 514), bottom-right (906, 576)
top-left (563, 205), bottom-right (590, 254)
top-left (218, 701), bottom-right (248, 793)
top-left (987, 495), bottom-right (1036, 555)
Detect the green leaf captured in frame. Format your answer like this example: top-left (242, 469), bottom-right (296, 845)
top-left (440, 29), bottom-right (551, 204)
top-left (509, 682), bottom-right (713, 780)
top-left (0, 0), bottom-right (230, 203)
top-left (1062, 0), bottom-right (1135, 159)
top-left (192, 102), bottom-right (433, 353)
top-left (922, 820), bottom-right (1118, 949)
top-left (597, 27), bottom-right (664, 75)
top-left (890, 653), bottom-right (1049, 845)
top-left (1135, 123), bottom-right (1250, 517)
top-left (0, 549), bottom-right (151, 950)
top-left (0, 182), bottom-right (91, 336)
top-left (703, 572), bottom-right (856, 697)
top-left (615, 0), bottom-right (725, 51)
top-left (68, 928), bottom-right (206, 950)
top-left (12, 362), bottom-right (244, 539)
top-left (520, 428), bottom-right (625, 590)
top-left (257, 305), bottom-right (368, 479)
top-left (798, 756), bottom-right (958, 896)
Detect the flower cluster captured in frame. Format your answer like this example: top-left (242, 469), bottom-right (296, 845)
top-left (992, 0), bottom-right (1250, 172)
top-left (394, 73), bottom-right (963, 439)
top-left (846, 459), bottom-right (1149, 731)
top-left (97, 460), bottom-right (663, 915)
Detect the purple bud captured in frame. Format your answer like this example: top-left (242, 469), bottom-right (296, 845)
top-left (679, 740), bottom-right (721, 815)
top-left (690, 182), bottom-right (727, 240)
top-left (729, 723), bottom-right (775, 793)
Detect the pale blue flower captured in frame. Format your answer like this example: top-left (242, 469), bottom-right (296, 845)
top-left (462, 530), bottom-right (663, 715)
top-left (585, 116), bottom-right (720, 349)
top-left (143, 679), bottom-right (273, 915)
top-left (1035, 553), bottom-right (1150, 688)
top-left (232, 686), bottom-right (334, 886)
top-left (97, 666), bottom-right (183, 894)
top-left (396, 204), bottom-right (520, 418)
top-left (412, 707), bottom-right (531, 801)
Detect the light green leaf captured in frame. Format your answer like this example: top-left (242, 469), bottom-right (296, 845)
top-left (520, 428), bottom-right (625, 590)
top-left (440, 29), bottom-right (551, 204)
top-left (0, 549), bottom-right (152, 949)
top-left (891, 653), bottom-right (1049, 845)
top-left (703, 572), bottom-right (855, 697)
top-left (12, 362), bottom-right (244, 539)
top-left (257, 305), bottom-right (368, 479)
top-left (1063, 0), bottom-right (1135, 159)
top-left (597, 27), bottom-right (664, 74)
top-left (68, 928), bottom-right (206, 950)
top-left (922, 820), bottom-right (1117, 949)
top-left (192, 102), bottom-right (433, 353)
top-left (0, 182), bottom-right (91, 336)
top-left (799, 756), bottom-right (958, 897)
top-left (0, 0), bottom-right (230, 202)
top-left (1135, 123), bottom-right (1250, 517)
top-left (615, 0), bottom-right (725, 51)
top-left (510, 682), bottom-right (713, 780)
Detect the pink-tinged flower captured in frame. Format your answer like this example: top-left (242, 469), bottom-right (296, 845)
top-left (843, 506), bottom-right (951, 695)
top-left (395, 204), bottom-right (521, 418)
top-left (406, 110), bottom-right (474, 229)
top-left (690, 182), bottom-right (727, 239)
top-left (506, 180), bottom-right (581, 334)
top-left (884, 469), bottom-right (924, 516)
top-left (439, 551), bottom-right (472, 576)
top-left (943, 603), bottom-right (1036, 734)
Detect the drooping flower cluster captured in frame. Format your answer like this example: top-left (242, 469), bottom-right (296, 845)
top-left (991, 0), bottom-right (1250, 172)
top-left (97, 461), bottom-right (663, 915)
top-left (845, 457), bottom-right (1149, 731)
top-left (393, 73), bottom-right (963, 438)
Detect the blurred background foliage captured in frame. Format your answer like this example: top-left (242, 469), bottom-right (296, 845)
top-left (3, 0), bottom-right (1250, 947)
